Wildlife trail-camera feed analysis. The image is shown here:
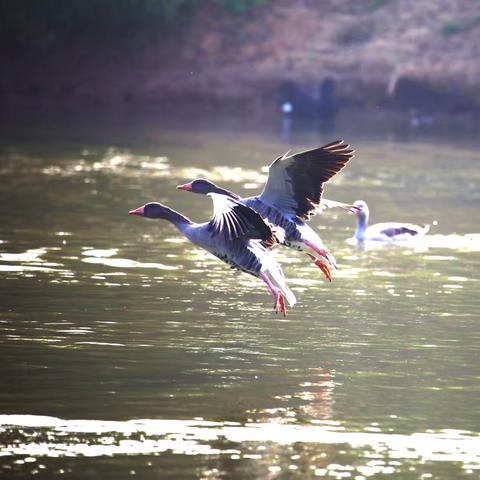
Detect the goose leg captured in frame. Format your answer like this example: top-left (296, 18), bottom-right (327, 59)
top-left (304, 240), bottom-right (337, 269)
top-left (306, 253), bottom-right (332, 282)
top-left (260, 272), bottom-right (287, 317)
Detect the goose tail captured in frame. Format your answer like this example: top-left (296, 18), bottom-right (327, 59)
top-left (263, 266), bottom-right (297, 307)
top-left (282, 284), bottom-right (297, 307)
top-left (420, 224), bottom-right (430, 235)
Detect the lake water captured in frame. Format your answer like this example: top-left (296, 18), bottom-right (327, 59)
top-left (0, 110), bottom-right (479, 479)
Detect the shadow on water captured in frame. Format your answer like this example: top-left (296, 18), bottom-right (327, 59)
top-left (0, 109), bottom-right (479, 478)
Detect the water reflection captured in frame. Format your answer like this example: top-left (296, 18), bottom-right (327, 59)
top-left (348, 233), bottom-right (480, 252)
top-left (35, 146), bottom-right (270, 190)
top-left (1, 415), bottom-right (479, 477)
top-left (1, 119), bottom-right (479, 479)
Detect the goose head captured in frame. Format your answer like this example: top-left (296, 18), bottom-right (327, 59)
top-left (177, 179), bottom-right (239, 199)
top-left (177, 179), bottom-right (216, 194)
top-left (353, 200), bottom-right (369, 241)
top-left (353, 200), bottom-right (369, 220)
top-left (129, 202), bottom-right (173, 219)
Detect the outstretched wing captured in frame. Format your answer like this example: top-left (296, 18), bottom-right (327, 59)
top-left (207, 193), bottom-right (274, 242)
top-left (259, 139), bottom-right (354, 220)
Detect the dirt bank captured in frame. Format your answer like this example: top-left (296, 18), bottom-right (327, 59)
top-left (3, 0), bottom-right (480, 114)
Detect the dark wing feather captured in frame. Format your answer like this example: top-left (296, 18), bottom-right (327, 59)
top-left (207, 193), bottom-right (274, 242)
top-left (259, 139), bottom-right (354, 220)
top-left (382, 226), bottom-right (421, 238)
top-left (286, 140), bottom-right (354, 219)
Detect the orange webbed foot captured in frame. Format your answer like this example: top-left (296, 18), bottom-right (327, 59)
top-left (273, 290), bottom-right (287, 317)
top-left (306, 253), bottom-right (332, 282)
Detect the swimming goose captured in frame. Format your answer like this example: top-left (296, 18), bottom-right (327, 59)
top-left (129, 193), bottom-right (296, 316)
top-left (353, 200), bottom-right (430, 242)
top-left (177, 140), bottom-right (355, 282)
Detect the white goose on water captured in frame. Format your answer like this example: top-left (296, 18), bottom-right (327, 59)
top-left (177, 140), bottom-right (355, 282)
top-left (129, 193), bottom-right (296, 316)
top-left (353, 200), bottom-right (430, 242)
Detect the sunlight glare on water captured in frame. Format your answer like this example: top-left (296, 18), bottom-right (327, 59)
top-left (0, 115), bottom-right (479, 479)
top-left (1, 414), bottom-right (479, 475)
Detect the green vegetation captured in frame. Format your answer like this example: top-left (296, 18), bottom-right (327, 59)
top-left (364, 0), bottom-right (394, 12)
top-left (215, 0), bottom-right (264, 13)
top-left (441, 21), bottom-right (462, 35)
top-left (336, 0), bottom-right (394, 15)
top-left (0, 0), bottom-right (265, 54)
top-left (336, 22), bottom-right (373, 45)
top-left (441, 15), bottom-right (480, 36)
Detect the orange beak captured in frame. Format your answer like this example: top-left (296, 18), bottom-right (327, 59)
top-left (128, 206), bottom-right (144, 215)
top-left (176, 182), bottom-right (192, 191)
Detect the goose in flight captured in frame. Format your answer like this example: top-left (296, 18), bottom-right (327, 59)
top-left (129, 193), bottom-right (296, 315)
top-left (177, 140), bottom-right (355, 282)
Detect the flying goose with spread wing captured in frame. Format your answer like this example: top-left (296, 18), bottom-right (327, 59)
top-left (177, 140), bottom-right (355, 282)
top-left (129, 193), bottom-right (296, 315)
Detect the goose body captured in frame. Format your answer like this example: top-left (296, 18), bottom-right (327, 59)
top-left (353, 200), bottom-right (430, 242)
top-left (129, 193), bottom-right (295, 315)
top-left (177, 140), bottom-right (355, 282)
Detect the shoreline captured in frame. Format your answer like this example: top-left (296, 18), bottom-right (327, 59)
top-left (2, 1), bottom-right (480, 120)
top-left (1, 101), bottom-right (478, 146)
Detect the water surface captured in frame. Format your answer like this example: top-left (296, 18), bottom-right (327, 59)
top-left (0, 112), bottom-right (479, 479)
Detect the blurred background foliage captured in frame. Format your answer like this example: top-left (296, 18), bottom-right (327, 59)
top-left (0, 0), bottom-right (263, 54)
top-left (1, 0), bottom-right (479, 116)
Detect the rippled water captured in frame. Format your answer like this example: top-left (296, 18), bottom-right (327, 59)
top-left (0, 113), bottom-right (479, 479)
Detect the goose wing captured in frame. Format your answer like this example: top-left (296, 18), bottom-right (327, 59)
top-left (258, 139), bottom-right (354, 220)
top-left (207, 193), bottom-right (274, 242)
top-left (379, 223), bottom-right (430, 238)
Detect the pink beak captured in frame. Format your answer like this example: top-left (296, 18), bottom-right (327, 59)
top-left (128, 206), bottom-right (144, 215)
top-left (349, 206), bottom-right (361, 215)
top-left (176, 182), bottom-right (192, 191)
